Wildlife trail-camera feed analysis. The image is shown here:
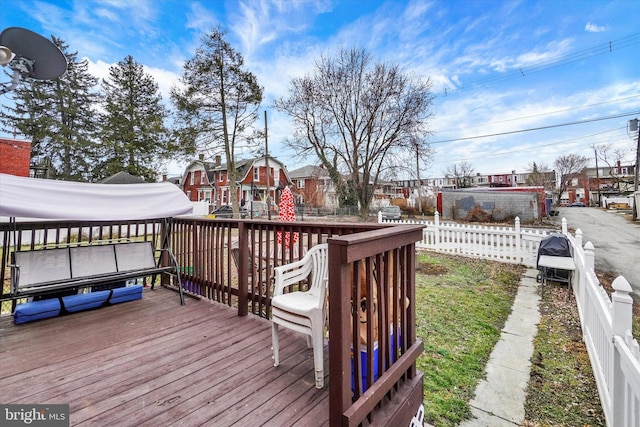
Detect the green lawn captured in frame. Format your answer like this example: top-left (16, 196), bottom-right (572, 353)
top-left (415, 251), bottom-right (523, 426)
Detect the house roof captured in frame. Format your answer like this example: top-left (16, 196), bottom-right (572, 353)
top-left (98, 171), bottom-right (146, 184)
top-left (182, 156), bottom-right (292, 185)
top-left (289, 165), bottom-right (329, 179)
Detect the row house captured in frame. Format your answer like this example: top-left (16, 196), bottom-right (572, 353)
top-left (181, 155), bottom-right (293, 211)
top-left (288, 165), bottom-right (338, 209)
top-left (562, 162), bottom-right (636, 206)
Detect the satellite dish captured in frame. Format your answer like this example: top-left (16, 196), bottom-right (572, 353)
top-left (0, 46), bottom-right (12, 65)
top-left (0, 27), bottom-right (67, 79)
top-left (0, 27), bottom-right (67, 95)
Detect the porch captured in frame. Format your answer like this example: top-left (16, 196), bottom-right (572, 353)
top-left (1, 218), bottom-right (425, 426)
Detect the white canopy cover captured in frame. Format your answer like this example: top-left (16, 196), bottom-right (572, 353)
top-left (0, 173), bottom-right (193, 220)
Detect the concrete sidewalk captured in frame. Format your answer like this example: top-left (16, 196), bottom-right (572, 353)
top-left (458, 268), bottom-right (541, 426)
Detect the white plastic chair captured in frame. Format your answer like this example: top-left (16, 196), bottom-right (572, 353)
top-left (271, 243), bottom-right (329, 389)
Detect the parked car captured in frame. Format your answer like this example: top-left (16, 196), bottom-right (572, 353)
top-left (380, 205), bottom-right (402, 220)
top-left (568, 201), bottom-right (585, 207)
top-left (211, 205), bottom-right (248, 218)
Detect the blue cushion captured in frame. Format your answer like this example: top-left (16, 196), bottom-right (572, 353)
top-left (14, 299), bottom-right (61, 324)
top-left (61, 290), bottom-right (110, 313)
top-left (108, 285), bottom-right (143, 304)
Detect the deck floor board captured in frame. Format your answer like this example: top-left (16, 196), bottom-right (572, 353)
top-left (0, 287), bottom-right (330, 426)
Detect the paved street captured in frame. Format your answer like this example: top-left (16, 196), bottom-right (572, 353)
top-left (551, 207), bottom-right (640, 297)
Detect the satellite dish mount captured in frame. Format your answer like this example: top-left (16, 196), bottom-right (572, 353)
top-left (0, 27), bottom-right (68, 95)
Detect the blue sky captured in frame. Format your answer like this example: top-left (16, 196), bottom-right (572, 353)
top-left (1, 0), bottom-right (639, 179)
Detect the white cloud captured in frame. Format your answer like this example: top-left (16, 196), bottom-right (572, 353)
top-left (585, 22), bottom-right (607, 33)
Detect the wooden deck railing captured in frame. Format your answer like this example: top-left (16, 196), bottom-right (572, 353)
top-left (327, 225), bottom-right (425, 426)
top-left (1, 217), bottom-right (425, 425)
top-left (169, 217), bottom-right (381, 318)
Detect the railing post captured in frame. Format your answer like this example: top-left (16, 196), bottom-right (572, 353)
top-left (611, 276), bottom-right (633, 337)
top-left (584, 241), bottom-right (594, 273)
top-left (328, 239), bottom-right (352, 426)
top-left (561, 217), bottom-right (568, 235)
top-left (237, 221), bottom-right (249, 316)
top-left (575, 228), bottom-right (583, 249)
top-left (515, 217), bottom-right (521, 263)
top-left (434, 211), bottom-right (440, 251)
top-left (610, 275), bottom-right (634, 427)
top-left (579, 241), bottom-right (595, 322)
top-left (378, 210), bottom-right (382, 223)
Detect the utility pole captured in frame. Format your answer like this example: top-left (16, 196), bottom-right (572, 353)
top-left (416, 144), bottom-right (423, 215)
top-left (632, 118), bottom-right (639, 220)
top-left (265, 110), bottom-right (271, 220)
top-left (594, 147), bottom-right (602, 207)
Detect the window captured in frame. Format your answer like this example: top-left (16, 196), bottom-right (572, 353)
top-left (297, 179), bottom-right (305, 188)
top-left (219, 172), bottom-right (225, 182)
top-left (253, 167), bottom-right (259, 181)
top-left (200, 173), bottom-right (205, 184)
top-left (190, 173), bottom-right (194, 185)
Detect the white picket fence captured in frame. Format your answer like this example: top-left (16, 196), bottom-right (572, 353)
top-left (380, 211), bottom-right (640, 426)
top-left (567, 230), bottom-right (640, 427)
top-left (380, 211), bottom-right (551, 267)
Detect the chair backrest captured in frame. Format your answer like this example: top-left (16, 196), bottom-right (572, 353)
top-left (70, 244), bottom-right (117, 278)
top-left (274, 243), bottom-right (329, 309)
top-left (115, 241), bottom-right (156, 271)
top-left (14, 247), bottom-right (71, 289)
top-left (308, 243), bottom-right (329, 293)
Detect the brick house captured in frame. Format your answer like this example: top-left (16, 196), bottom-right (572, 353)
top-left (561, 162), bottom-right (635, 206)
top-left (288, 165), bottom-right (337, 209)
top-left (0, 138), bottom-right (31, 177)
top-left (180, 155), bottom-right (292, 213)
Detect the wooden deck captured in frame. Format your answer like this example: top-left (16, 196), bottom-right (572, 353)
top-left (0, 287), bottom-right (330, 426)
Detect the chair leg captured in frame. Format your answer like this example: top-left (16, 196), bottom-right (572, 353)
top-left (272, 322), bottom-right (280, 367)
top-left (312, 328), bottom-right (324, 389)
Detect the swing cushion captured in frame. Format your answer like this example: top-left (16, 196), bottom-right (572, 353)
top-left (13, 298), bottom-right (62, 324)
top-left (108, 285), bottom-right (143, 304)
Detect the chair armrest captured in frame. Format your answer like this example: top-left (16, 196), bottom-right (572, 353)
top-left (10, 263), bottom-right (20, 294)
top-left (273, 256), bottom-right (313, 296)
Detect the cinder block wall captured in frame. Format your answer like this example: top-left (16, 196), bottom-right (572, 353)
top-left (440, 190), bottom-right (539, 221)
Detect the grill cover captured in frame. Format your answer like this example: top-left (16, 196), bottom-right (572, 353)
top-left (536, 234), bottom-right (573, 268)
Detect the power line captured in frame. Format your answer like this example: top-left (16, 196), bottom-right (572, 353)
top-left (441, 33), bottom-right (640, 95)
top-left (455, 94), bottom-right (640, 130)
top-left (429, 111), bottom-right (639, 144)
top-left (430, 126), bottom-right (629, 167)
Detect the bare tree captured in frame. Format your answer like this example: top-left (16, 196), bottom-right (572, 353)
top-left (553, 154), bottom-right (590, 204)
top-left (525, 162), bottom-right (554, 190)
top-left (274, 48), bottom-right (435, 219)
top-left (593, 143), bottom-right (632, 190)
top-left (445, 161), bottom-right (475, 188)
top-left (171, 27), bottom-right (263, 216)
